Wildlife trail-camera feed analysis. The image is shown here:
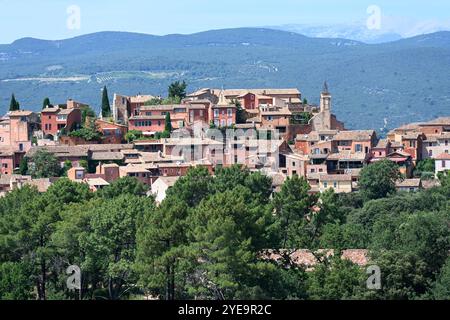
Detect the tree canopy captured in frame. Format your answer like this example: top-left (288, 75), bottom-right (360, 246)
top-left (359, 159), bottom-right (401, 201)
top-left (168, 81), bottom-right (187, 100)
top-left (0, 164), bottom-right (448, 300)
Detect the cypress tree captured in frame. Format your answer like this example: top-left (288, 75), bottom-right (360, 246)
top-left (164, 112), bottom-right (172, 133)
top-left (101, 86), bottom-right (111, 118)
top-left (9, 94), bottom-right (20, 111)
top-left (42, 97), bottom-right (51, 109)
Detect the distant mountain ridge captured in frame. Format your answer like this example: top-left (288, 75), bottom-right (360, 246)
top-left (0, 28), bottom-right (449, 131)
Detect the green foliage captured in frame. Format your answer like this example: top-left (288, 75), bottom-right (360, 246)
top-left (19, 157), bottom-right (28, 175)
top-left (0, 262), bottom-right (33, 300)
top-left (98, 177), bottom-right (148, 199)
top-left (1, 29), bottom-right (450, 131)
top-left (164, 112), bottom-right (172, 133)
top-left (186, 186), bottom-right (277, 299)
top-left (166, 167), bottom-right (213, 207)
top-left (144, 96), bottom-right (182, 105)
top-left (319, 223), bottom-right (369, 250)
top-left (272, 175), bottom-right (318, 248)
top-left (79, 159), bottom-right (88, 170)
top-left (42, 97), bottom-right (51, 109)
top-left (433, 257), bottom-right (450, 300)
top-left (62, 160), bottom-right (72, 176)
top-left (231, 99), bottom-right (247, 124)
top-left (307, 256), bottom-right (366, 300)
top-left (125, 130), bottom-right (143, 143)
top-left (367, 251), bottom-right (430, 300)
top-left (29, 149), bottom-right (62, 178)
top-left (359, 159), bottom-right (401, 201)
top-left (69, 126), bottom-right (102, 141)
top-left (135, 197), bottom-right (190, 300)
top-left (9, 93), bottom-right (20, 111)
top-left (0, 163), bottom-right (449, 300)
top-left (414, 159), bottom-right (435, 178)
top-left (101, 86), bottom-right (111, 118)
top-left (168, 80), bottom-right (187, 100)
top-left (80, 105), bottom-right (97, 124)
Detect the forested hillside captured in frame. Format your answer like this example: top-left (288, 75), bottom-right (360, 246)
top-left (1, 28), bottom-right (450, 130)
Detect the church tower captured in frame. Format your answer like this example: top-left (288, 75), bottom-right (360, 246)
top-left (319, 81), bottom-right (332, 130)
top-left (320, 81), bottom-right (331, 113)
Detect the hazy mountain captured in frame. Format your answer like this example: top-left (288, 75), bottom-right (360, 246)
top-left (268, 24), bottom-right (404, 44)
top-left (0, 28), bottom-right (449, 131)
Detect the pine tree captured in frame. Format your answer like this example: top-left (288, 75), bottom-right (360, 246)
top-left (101, 86), bottom-right (111, 118)
top-left (9, 94), bottom-right (20, 111)
top-left (168, 80), bottom-right (187, 100)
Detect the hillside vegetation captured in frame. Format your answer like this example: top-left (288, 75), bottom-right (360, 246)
top-left (1, 28), bottom-right (450, 130)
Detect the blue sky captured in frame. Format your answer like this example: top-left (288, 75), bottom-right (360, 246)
top-left (0, 0), bottom-right (449, 43)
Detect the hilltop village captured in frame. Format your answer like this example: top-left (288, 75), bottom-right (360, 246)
top-left (0, 83), bottom-right (449, 199)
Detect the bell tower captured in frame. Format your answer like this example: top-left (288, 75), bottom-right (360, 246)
top-left (319, 81), bottom-right (332, 130)
top-left (320, 81), bottom-right (331, 112)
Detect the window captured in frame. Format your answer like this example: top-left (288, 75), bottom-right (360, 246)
top-left (214, 109), bottom-right (219, 118)
top-left (355, 144), bottom-right (362, 152)
top-left (199, 110), bottom-right (204, 117)
top-left (227, 108), bottom-right (233, 117)
top-left (146, 112), bottom-right (152, 116)
top-left (292, 162), bottom-right (296, 167)
top-left (446, 140), bottom-right (449, 146)
top-left (2, 163), bottom-right (8, 168)
top-left (75, 170), bottom-right (84, 179)
top-left (323, 182), bottom-right (328, 188)
top-left (311, 169), bottom-right (316, 173)
top-left (410, 140), bottom-right (416, 148)
top-left (333, 182), bottom-right (337, 188)
top-left (443, 160), bottom-right (446, 168)
top-left (429, 150), bottom-right (433, 157)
